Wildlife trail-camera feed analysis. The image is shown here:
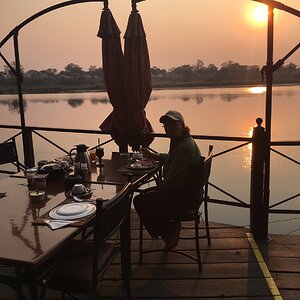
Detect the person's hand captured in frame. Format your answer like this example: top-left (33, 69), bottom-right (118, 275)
top-left (141, 148), bottom-right (160, 161)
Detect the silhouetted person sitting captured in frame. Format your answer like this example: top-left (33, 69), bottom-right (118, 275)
top-left (133, 110), bottom-right (202, 249)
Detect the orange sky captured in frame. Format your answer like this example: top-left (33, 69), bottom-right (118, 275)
top-left (0, 0), bottom-right (299, 71)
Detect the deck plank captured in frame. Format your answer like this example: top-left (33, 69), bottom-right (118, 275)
top-left (100, 278), bottom-right (273, 298)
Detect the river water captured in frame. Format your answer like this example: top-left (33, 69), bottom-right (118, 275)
top-left (0, 85), bottom-right (299, 234)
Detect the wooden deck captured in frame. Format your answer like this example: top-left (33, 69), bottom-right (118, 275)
top-left (1, 210), bottom-right (299, 299)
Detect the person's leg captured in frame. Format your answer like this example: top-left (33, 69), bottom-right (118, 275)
top-left (133, 190), bottom-right (171, 238)
top-left (162, 221), bottom-right (182, 250)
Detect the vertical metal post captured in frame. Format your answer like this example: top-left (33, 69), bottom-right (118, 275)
top-left (119, 143), bottom-right (128, 153)
top-left (13, 33), bottom-right (35, 167)
top-left (262, 5), bottom-right (275, 240)
top-left (250, 118), bottom-right (266, 240)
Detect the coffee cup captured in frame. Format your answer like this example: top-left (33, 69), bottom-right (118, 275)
top-left (71, 183), bottom-right (87, 196)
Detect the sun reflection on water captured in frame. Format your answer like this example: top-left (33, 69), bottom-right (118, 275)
top-left (243, 127), bottom-right (254, 170)
top-left (247, 86), bottom-right (266, 94)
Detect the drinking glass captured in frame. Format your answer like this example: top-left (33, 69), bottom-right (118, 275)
top-left (96, 146), bottom-right (104, 167)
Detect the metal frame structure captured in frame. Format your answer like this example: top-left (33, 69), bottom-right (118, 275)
top-left (252, 0), bottom-right (300, 239)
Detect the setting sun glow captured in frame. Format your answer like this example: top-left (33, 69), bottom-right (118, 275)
top-left (251, 5), bottom-right (268, 24)
top-left (247, 87), bottom-right (266, 94)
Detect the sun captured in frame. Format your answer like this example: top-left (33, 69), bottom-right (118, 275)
top-left (251, 5), bottom-right (268, 24)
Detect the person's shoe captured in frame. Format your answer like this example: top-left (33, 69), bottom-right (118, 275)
top-left (163, 222), bottom-right (182, 250)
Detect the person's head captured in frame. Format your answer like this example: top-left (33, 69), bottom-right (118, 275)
top-left (159, 110), bottom-right (187, 139)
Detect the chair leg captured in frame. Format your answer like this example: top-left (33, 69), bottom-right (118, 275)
top-left (204, 198), bottom-right (211, 245)
top-left (194, 217), bottom-right (202, 272)
top-left (15, 268), bottom-right (24, 300)
top-left (138, 220), bottom-right (144, 264)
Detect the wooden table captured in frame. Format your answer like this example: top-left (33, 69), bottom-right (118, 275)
top-left (0, 154), bottom-right (160, 299)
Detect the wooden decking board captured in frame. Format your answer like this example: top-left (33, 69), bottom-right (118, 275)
top-left (259, 244), bottom-right (300, 258)
top-left (131, 237), bottom-right (252, 251)
top-left (273, 273), bottom-right (300, 289)
top-left (280, 290), bottom-right (300, 300)
top-left (267, 257), bottom-right (300, 272)
top-left (105, 262), bottom-right (264, 279)
top-left (131, 227), bottom-right (248, 239)
top-left (100, 278), bottom-right (273, 298)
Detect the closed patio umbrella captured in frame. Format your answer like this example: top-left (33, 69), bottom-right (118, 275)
top-left (97, 3), bottom-right (128, 150)
top-left (123, 0), bottom-right (154, 150)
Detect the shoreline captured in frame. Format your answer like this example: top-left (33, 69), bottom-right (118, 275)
top-left (1, 82), bottom-right (300, 95)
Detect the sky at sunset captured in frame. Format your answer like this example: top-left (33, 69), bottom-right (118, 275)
top-left (0, 0), bottom-right (299, 72)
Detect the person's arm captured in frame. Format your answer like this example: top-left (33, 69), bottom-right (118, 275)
top-left (141, 148), bottom-right (167, 163)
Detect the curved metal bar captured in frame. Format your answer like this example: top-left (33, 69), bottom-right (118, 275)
top-left (252, 0), bottom-right (300, 18)
top-left (141, 248), bottom-right (199, 263)
top-left (0, 0), bottom-right (102, 48)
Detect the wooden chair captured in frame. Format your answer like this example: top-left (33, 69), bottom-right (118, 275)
top-left (0, 138), bottom-right (25, 174)
top-left (138, 145), bottom-right (213, 272)
top-left (41, 182), bottom-right (133, 300)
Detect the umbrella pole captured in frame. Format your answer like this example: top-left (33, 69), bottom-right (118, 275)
top-left (102, 0), bottom-right (108, 10)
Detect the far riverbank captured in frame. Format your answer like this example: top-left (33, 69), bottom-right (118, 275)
top-left (1, 79), bottom-right (300, 95)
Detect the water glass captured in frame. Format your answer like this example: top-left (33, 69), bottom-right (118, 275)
top-left (25, 168), bottom-right (38, 188)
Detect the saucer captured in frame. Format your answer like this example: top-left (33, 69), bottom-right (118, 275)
top-left (65, 188), bottom-right (92, 198)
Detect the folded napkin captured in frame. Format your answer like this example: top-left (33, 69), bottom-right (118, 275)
top-left (32, 216), bottom-right (93, 229)
top-left (44, 219), bottom-right (75, 230)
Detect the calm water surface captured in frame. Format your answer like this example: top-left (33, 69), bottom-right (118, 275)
top-left (0, 85), bottom-right (299, 234)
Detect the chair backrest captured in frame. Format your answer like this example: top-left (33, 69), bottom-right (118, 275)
top-left (199, 145), bottom-right (213, 188)
top-left (0, 139), bottom-right (21, 174)
top-left (94, 182), bottom-right (132, 244)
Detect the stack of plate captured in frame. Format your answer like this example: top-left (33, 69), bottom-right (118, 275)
top-left (49, 203), bottom-right (96, 220)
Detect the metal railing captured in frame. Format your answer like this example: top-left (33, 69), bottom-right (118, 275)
top-left (1, 123), bottom-right (299, 223)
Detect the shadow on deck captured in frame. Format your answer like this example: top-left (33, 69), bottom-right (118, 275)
top-left (1, 211), bottom-right (299, 300)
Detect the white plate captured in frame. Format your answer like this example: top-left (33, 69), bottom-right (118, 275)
top-left (49, 203), bottom-right (96, 220)
top-left (56, 203), bottom-right (89, 216)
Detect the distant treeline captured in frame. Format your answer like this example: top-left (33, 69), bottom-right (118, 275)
top-left (1, 60), bottom-right (300, 94)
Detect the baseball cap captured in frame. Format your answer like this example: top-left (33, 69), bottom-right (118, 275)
top-left (159, 110), bottom-right (184, 124)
